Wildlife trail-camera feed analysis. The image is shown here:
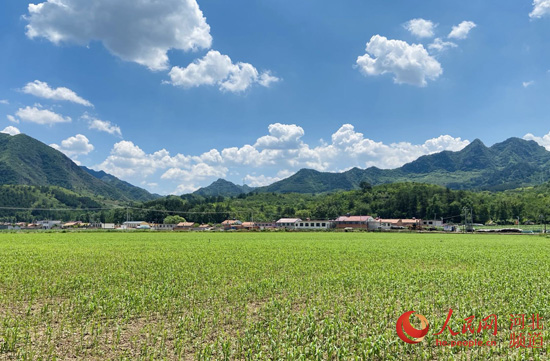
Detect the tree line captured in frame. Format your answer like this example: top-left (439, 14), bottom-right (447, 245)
top-left (1, 182), bottom-right (550, 225)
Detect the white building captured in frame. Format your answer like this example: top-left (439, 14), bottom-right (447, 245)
top-left (295, 220), bottom-right (333, 230)
top-left (35, 220), bottom-right (62, 229)
top-left (123, 221), bottom-right (149, 229)
top-left (255, 222), bottom-right (276, 229)
top-left (276, 218), bottom-right (302, 229)
top-left (153, 223), bottom-right (176, 231)
top-left (421, 219), bottom-right (443, 227)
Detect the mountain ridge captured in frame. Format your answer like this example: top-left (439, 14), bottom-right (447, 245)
top-left (193, 137), bottom-right (550, 195)
top-left (0, 132), bottom-right (157, 202)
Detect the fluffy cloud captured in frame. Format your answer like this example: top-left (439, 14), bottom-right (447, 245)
top-left (7, 115), bottom-right (19, 124)
top-left (244, 170), bottom-right (294, 187)
top-left (84, 114), bottom-right (122, 137)
top-left (255, 123), bottom-right (304, 149)
top-left (97, 123), bottom-right (470, 194)
top-left (404, 18), bottom-right (436, 38)
top-left (356, 35), bottom-right (442, 86)
top-left (0, 100), bottom-right (8, 105)
top-left (530, 0), bottom-right (550, 18)
top-left (448, 21), bottom-right (477, 39)
top-left (98, 140), bottom-right (192, 178)
top-left (322, 124), bottom-right (470, 168)
top-left (22, 80), bottom-right (92, 106)
top-left (50, 134), bottom-right (94, 158)
top-left (524, 131), bottom-right (550, 150)
top-left (14, 106), bottom-right (71, 125)
top-left (522, 81), bottom-right (535, 88)
top-left (25, 0), bottom-right (212, 71)
top-left (168, 50), bottom-right (279, 92)
top-left (428, 38), bottom-right (458, 52)
top-left (161, 163), bottom-right (227, 181)
top-left (1, 126), bottom-right (21, 136)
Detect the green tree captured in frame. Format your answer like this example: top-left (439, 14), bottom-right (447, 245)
top-left (164, 215), bottom-right (186, 224)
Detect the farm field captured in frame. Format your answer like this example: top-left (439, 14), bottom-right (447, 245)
top-left (0, 232), bottom-right (549, 360)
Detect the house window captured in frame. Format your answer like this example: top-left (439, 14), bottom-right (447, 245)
top-left (322, 223), bottom-right (326, 227)
top-left (316, 223), bottom-right (320, 227)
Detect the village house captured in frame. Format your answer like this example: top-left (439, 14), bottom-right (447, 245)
top-left (334, 215), bottom-right (373, 229)
top-left (89, 222), bottom-right (115, 229)
top-left (62, 221), bottom-right (84, 229)
top-left (123, 221), bottom-right (149, 229)
top-left (400, 219), bottom-right (420, 228)
top-left (196, 224), bottom-right (211, 231)
top-left (174, 222), bottom-right (195, 231)
top-left (222, 219), bottom-right (242, 230)
top-left (241, 222), bottom-right (258, 230)
top-left (276, 218), bottom-right (302, 229)
top-left (152, 223), bottom-right (176, 231)
top-left (294, 220), bottom-right (334, 230)
top-left (421, 219), bottom-right (443, 228)
top-left (35, 220), bottom-right (62, 229)
top-left (255, 222), bottom-right (276, 230)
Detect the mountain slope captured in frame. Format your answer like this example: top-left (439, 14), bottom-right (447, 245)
top-left (193, 178), bottom-right (254, 197)
top-left (0, 133), bottom-right (155, 201)
top-left (253, 137), bottom-right (550, 194)
top-left (81, 166), bottom-right (159, 201)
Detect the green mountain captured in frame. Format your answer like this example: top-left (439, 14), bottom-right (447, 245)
top-left (193, 178), bottom-right (255, 197)
top-left (81, 166), bottom-right (159, 201)
top-left (254, 137), bottom-right (550, 194)
top-left (0, 133), bottom-right (156, 201)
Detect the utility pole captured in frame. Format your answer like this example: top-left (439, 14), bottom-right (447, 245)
top-left (462, 207), bottom-right (468, 233)
top-left (462, 207), bottom-right (473, 232)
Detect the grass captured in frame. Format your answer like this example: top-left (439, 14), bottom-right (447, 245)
top-left (0, 232), bottom-right (548, 360)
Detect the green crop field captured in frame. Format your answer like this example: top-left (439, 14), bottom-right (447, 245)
top-left (0, 232), bottom-right (548, 360)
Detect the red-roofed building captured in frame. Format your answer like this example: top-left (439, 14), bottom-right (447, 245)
top-left (174, 222), bottom-right (195, 231)
top-left (222, 219), bottom-right (242, 230)
top-left (334, 215), bottom-right (373, 229)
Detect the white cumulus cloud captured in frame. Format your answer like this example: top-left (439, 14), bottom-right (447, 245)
top-left (22, 80), bottom-right (92, 106)
top-left (25, 0), bottom-right (212, 71)
top-left (7, 115), bottom-right (19, 124)
top-left (428, 38), bottom-right (458, 52)
top-left (98, 140), bottom-right (192, 178)
top-left (448, 21), bottom-right (477, 39)
top-left (97, 123), bottom-right (471, 194)
top-left (1, 126), bottom-right (21, 136)
top-left (255, 123), bottom-right (304, 150)
top-left (356, 35), bottom-right (442, 86)
top-left (14, 106), bottom-right (71, 125)
top-left (524, 131), bottom-right (550, 150)
top-left (404, 18), bottom-right (436, 38)
top-left (167, 50), bottom-right (279, 92)
top-left (0, 100), bottom-right (9, 105)
top-left (522, 81), bottom-right (535, 88)
top-left (50, 134), bottom-right (94, 158)
top-left (530, 0), bottom-right (550, 18)
top-left (84, 114), bottom-right (122, 137)
top-left (161, 163), bottom-right (227, 182)
top-left (244, 170), bottom-right (294, 187)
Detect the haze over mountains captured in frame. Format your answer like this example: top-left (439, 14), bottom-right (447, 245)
top-left (1, 132), bottom-right (549, 200)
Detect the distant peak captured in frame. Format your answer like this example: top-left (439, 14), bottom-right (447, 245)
top-left (468, 138), bottom-right (485, 146)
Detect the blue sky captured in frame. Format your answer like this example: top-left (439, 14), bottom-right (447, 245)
top-left (1, 0), bottom-right (550, 194)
